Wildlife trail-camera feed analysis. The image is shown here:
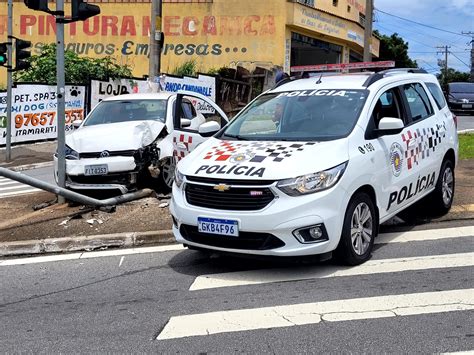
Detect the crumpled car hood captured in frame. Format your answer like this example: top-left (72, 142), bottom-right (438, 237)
top-left (66, 121), bottom-right (165, 152)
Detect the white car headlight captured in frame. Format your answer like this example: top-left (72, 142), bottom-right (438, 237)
top-left (65, 145), bottom-right (79, 160)
top-left (276, 162), bottom-right (348, 196)
top-left (174, 169), bottom-right (185, 188)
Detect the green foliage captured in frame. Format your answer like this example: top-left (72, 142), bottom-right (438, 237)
top-left (172, 60), bottom-right (197, 76)
top-left (459, 133), bottom-right (474, 160)
top-left (437, 67), bottom-right (471, 89)
top-left (374, 30), bottom-right (417, 68)
top-left (13, 44), bottom-right (133, 84)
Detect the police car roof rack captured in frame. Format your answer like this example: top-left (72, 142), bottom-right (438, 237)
top-left (363, 68), bottom-right (428, 87)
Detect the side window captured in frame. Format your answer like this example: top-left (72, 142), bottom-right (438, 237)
top-left (181, 100), bottom-right (197, 119)
top-left (425, 82), bottom-right (447, 110)
top-left (372, 88), bottom-right (403, 127)
top-left (402, 83), bottom-right (434, 122)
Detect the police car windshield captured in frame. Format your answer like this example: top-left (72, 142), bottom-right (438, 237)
top-left (84, 100), bottom-right (167, 126)
top-left (222, 89), bottom-right (368, 141)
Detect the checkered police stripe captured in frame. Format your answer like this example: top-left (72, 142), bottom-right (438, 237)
top-left (173, 134), bottom-right (193, 162)
top-left (401, 123), bottom-right (446, 170)
top-left (204, 141), bottom-right (317, 163)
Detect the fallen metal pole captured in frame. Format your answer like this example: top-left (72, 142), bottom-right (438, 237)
top-left (0, 167), bottom-right (154, 207)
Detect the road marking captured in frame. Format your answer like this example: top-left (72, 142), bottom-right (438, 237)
top-left (0, 187), bottom-right (41, 198)
top-left (0, 176), bottom-right (41, 198)
top-left (119, 256), bottom-right (125, 267)
top-left (0, 244), bottom-right (185, 266)
top-left (157, 289), bottom-right (474, 340)
top-left (377, 226), bottom-right (474, 244)
top-left (189, 252), bottom-right (474, 291)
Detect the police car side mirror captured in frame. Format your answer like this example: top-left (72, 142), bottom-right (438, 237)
top-left (198, 121), bottom-right (220, 137)
top-left (180, 118), bottom-right (191, 128)
top-left (374, 117), bottom-right (404, 136)
top-left (72, 120), bottom-right (82, 129)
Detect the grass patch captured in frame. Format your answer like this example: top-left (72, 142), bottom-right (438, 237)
top-left (459, 133), bottom-right (474, 159)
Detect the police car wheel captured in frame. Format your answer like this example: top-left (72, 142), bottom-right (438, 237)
top-left (430, 159), bottom-right (455, 215)
top-left (337, 193), bottom-right (377, 266)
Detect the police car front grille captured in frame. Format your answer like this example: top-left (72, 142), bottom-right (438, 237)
top-left (185, 183), bottom-right (274, 211)
top-left (186, 176), bottom-right (275, 186)
top-left (180, 224), bottom-right (285, 250)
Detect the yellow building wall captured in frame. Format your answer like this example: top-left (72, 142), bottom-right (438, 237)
top-left (316, 0), bottom-right (366, 23)
top-left (0, 0), bottom-right (378, 87)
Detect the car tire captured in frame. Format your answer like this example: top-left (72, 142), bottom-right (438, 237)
top-left (428, 159), bottom-right (455, 216)
top-left (336, 192), bottom-right (377, 266)
top-left (159, 158), bottom-right (176, 192)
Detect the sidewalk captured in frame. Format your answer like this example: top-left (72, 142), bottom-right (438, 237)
top-left (0, 140), bottom-right (55, 170)
top-left (0, 141), bottom-right (473, 257)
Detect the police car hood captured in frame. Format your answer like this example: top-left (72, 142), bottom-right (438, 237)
top-left (181, 137), bottom-right (348, 180)
top-left (66, 121), bottom-right (165, 152)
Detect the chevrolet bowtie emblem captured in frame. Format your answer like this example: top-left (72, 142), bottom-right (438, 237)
top-left (213, 183), bottom-right (230, 192)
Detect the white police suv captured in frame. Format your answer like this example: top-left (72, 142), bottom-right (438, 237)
top-left (170, 69), bottom-right (458, 265)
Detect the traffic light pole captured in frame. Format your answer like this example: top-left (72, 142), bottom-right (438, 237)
top-left (6, 0), bottom-right (13, 162)
top-left (56, 0), bottom-right (66, 203)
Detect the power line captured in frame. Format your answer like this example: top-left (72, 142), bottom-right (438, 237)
top-left (450, 52), bottom-right (471, 69)
top-left (375, 8), bottom-right (470, 38)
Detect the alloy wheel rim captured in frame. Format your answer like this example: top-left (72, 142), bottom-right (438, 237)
top-left (162, 160), bottom-right (176, 188)
top-left (442, 167), bottom-right (454, 206)
top-left (350, 202), bottom-right (373, 256)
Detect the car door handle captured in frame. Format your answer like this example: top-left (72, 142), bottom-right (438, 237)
top-left (408, 140), bottom-right (417, 149)
top-left (176, 142), bottom-right (187, 149)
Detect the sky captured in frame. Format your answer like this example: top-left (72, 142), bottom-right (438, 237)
top-left (373, 0), bottom-right (473, 74)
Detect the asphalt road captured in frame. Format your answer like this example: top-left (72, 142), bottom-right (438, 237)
top-left (1, 221), bottom-right (473, 353)
top-left (458, 115), bottom-right (474, 132)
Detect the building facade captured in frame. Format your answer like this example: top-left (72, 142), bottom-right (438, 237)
top-left (0, 0), bottom-right (380, 86)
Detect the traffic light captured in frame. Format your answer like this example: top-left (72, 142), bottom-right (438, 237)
top-left (15, 39), bottom-right (31, 71)
top-left (23, 0), bottom-right (50, 12)
top-left (0, 43), bottom-right (7, 67)
top-left (72, 0), bottom-right (100, 21)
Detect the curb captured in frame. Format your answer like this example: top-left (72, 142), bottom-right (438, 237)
top-left (458, 129), bottom-right (474, 134)
top-left (0, 230), bottom-right (175, 257)
top-left (0, 161), bottom-right (54, 172)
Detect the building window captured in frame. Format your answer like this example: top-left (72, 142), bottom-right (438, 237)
top-left (359, 12), bottom-right (366, 27)
top-left (332, 0), bottom-right (338, 6)
top-left (347, 5), bottom-right (351, 12)
top-left (297, 0), bottom-right (315, 7)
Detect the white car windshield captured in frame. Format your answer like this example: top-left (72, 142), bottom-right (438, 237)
top-left (84, 99), bottom-right (167, 126)
top-left (221, 89), bottom-right (368, 141)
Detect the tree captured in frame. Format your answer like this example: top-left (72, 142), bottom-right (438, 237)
top-left (374, 30), bottom-right (417, 68)
top-left (13, 44), bottom-right (133, 84)
top-left (437, 67), bottom-right (470, 89)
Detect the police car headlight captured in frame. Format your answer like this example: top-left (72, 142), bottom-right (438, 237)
top-left (174, 169), bottom-right (185, 188)
top-left (277, 162), bottom-right (348, 196)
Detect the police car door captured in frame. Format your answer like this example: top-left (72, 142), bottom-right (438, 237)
top-left (367, 85), bottom-right (424, 217)
top-left (172, 91), bottom-right (228, 163)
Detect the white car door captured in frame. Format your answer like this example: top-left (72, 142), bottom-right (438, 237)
top-left (366, 85), bottom-right (426, 218)
top-left (172, 91), bottom-right (229, 163)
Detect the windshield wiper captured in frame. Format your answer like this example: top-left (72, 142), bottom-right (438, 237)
top-left (223, 133), bottom-right (250, 140)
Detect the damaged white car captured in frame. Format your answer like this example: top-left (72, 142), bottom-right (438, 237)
top-left (54, 91), bottom-right (228, 193)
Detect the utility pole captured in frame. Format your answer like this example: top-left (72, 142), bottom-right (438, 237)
top-left (5, 0), bottom-right (13, 162)
top-left (363, 0), bottom-right (373, 62)
top-left (436, 45), bottom-right (451, 89)
top-left (462, 31), bottom-right (474, 82)
top-left (149, 0), bottom-right (163, 81)
top-left (56, 0), bottom-right (66, 203)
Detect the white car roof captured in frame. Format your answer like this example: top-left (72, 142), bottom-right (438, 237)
top-left (102, 92), bottom-right (175, 101)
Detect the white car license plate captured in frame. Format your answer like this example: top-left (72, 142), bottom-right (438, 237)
top-left (198, 217), bottom-right (239, 237)
top-left (462, 104), bottom-right (472, 109)
top-left (84, 164), bottom-right (108, 176)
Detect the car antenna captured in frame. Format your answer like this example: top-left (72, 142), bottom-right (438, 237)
top-left (315, 72), bottom-right (323, 84)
